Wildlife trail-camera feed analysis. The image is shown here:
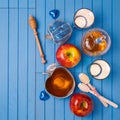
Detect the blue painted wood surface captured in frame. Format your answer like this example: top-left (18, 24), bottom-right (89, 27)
top-left (0, 0), bottom-right (120, 120)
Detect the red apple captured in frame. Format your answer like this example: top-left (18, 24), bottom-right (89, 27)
top-left (56, 44), bottom-right (81, 68)
top-left (70, 93), bottom-right (94, 117)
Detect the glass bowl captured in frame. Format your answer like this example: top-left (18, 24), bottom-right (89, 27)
top-left (46, 20), bottom-right (72, 45)
top-left (81, 28), bottom-right (111, 56)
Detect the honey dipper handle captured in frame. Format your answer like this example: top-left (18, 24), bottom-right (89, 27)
top-left (33, 29), bottom-right (46, 64)
top-left (29, 16), bottom-right (46, 64)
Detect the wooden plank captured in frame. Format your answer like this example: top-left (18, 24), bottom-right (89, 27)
top-left (18, 9), bottom-right (28, 120)
top-left (19, 0), bottom-right (27, 8)
top-left (9, 0), bottom-right (18, 8)
top-left (91, 3), bottom-right (103, 120)
top-left (74, 0), bottom-right (83, 97)
top-left (0, 0), bottom-right (8, 8)
top-left (8, 9), bottom-right (18, 120)
top-left (0, 9), bottom-right (8, 120)
top-left (74, 1), bottom-right (83, 120)
top-left (35, 0), bottom-right (55, 120)
top-left (28, 9), bottom-right (36, 120)
top-left (36, 73), bottom-right (45, 120)
top-left (74, 0), bottom-right (83, 75)
top-left (36, 0), bottom-right (46, 72)
top-left (64, 0), bottom-right (74, 120)
top-left (55, 0), bottom-right (65, 120)
top-left (102, 0), bottom-right (112, 119)
top-left (93, 0), bottom-right (102, 28)
top-left (44, 0), bottom-right (55, 120)
top-left (112, 0), bottom-right (120, 119)
top-left (82, 1), bottom-right (93, 120)
top-left (35, 0), bottom-right (46, 120)
top-left (29, 0), bottom-right (35, 8)
top-left (92, 0), bottom-right (103, 120)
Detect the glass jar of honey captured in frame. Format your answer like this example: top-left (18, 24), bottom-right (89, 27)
top-left (81, 28), bottom-right (111, 56)
top-left (45, 66), bottom-right (75, 98)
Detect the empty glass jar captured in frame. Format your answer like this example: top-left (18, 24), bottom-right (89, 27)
top-left (45, 20), bottom-right (72, 45)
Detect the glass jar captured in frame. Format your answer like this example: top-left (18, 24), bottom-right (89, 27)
top-left (45, 20), bottom-right (72, 45)
top-left (81, 28), bottom-right (111, 56)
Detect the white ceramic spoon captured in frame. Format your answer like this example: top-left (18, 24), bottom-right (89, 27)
top-left (78, 83), bottom-right (118, 108)
top-left (79, 73), bottom-right (108, 107)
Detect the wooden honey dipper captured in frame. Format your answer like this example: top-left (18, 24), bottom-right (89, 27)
top-left (29, 16), bottom-right (46, 64)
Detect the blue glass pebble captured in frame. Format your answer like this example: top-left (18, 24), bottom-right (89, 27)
top-left (49, 9), bottom-right (60, 19)
top-left (39, 90), bottom-right (50, 101)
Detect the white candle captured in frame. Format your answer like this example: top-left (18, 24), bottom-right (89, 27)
top-left (90, 63), bottom-right (102, 77)
top-left (90, 60), bottom-right (111, 80)
top-left (74, 9), bottom-right (94, 29)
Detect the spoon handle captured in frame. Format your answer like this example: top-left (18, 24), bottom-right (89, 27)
top-left (98, 97), bottom-right (108, 107)
top-left (99, 96), bottom-right (118, 108)
top-left (89, 90), bottom-right (108, 107)
top-left (88, 83), bottom-right (95, 90)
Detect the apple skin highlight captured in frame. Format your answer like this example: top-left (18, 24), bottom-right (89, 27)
top-left (56, 44), bottom-right (81, 68)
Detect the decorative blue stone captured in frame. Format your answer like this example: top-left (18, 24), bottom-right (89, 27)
top-left (49, 9), bottom-right (60, 19)
top-left (39, 90), bottom-right (50, 101)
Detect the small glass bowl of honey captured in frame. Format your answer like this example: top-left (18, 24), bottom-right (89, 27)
top-left (81, 28), bottom-right (111, 56)
top-left (45, 66), bottom-right (75, 98)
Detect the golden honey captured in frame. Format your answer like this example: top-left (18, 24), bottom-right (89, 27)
top-left (82, 29), bottom-right (108, 56)
top-left (45, 67), bottom-right (74, 97)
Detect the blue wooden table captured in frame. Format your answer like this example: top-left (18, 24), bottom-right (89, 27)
top-left (0, 0), bottom-right (120, 120)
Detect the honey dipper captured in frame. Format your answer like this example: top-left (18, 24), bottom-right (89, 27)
top-left (29, 16), bottom-right (46, 64)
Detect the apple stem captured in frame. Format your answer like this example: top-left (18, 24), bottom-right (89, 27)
top-left (66, 52), bottom-right (71, 57)
top-left (80, 101), bottom-right (88, 109)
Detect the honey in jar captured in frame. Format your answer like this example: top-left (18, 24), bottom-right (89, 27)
top-left (81, 28), bottom-right (111, 56)
top-left (45, 67), bottom-right (75, 97)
